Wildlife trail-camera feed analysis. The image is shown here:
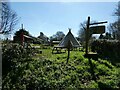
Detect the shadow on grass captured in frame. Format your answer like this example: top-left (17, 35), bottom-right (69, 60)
top-left (98, 82), bottom-right (116, 90)
top-left (98, 54), bottom-right (120, 67)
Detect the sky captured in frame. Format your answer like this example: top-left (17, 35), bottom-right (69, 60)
top-left (9, 2), bottom-right (118, 39)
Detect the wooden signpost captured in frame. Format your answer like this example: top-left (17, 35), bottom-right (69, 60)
top-left (85, 16), bottom-right (107, 56)
top-left (84, 16), bottom-right (107, 81)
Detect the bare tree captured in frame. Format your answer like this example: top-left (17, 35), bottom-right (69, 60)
top-left (78, 21), bottom-right (86, 43)
top-left (108, 1), bottom-right (120, 40)
top-left (78, 20), bottom-right (96, 43)
top-left (50, 31), bottom-right (65, 41)
top-left (0, 2), bottom-right (18, 34)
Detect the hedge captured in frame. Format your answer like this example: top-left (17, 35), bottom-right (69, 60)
top-left (91, 39), bottom-right (120, 61)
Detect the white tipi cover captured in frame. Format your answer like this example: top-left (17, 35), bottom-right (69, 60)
top-left (58, 29), bottom-right (81, 48)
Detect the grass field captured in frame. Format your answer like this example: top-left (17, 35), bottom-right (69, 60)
top-left (2, 44), bottom-right (120, 89)
top-left (30, 45), bottom-right (120, 88)
top-left (35, 48), bottom-right (84, 60)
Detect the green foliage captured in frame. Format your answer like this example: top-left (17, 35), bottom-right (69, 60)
top-left (2, 43), bottom-right (36, 77)
top-left (2, 44), bottom-right (120, 89)
top-left (91, 39), bottom-right (120, 62)
top-left (50, 31), bottom-right (65, 41)
top-left (99, 32), bottom-right (113, 40)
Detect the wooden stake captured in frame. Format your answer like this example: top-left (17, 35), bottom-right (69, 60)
top-left (66, 40), bottom-right (71, 64)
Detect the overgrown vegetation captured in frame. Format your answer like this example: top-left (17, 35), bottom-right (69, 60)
top-left (2, 43), bottom-right (38, 82)
top-left (2, 43), bottom-right (120, 89)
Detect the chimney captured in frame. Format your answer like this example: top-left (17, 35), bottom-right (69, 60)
top-left (21, 24), bottom-right (23, 29)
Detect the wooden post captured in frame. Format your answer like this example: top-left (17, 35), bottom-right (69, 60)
top-left (85, 16), bottom-right (90, 55)
top-left (66, 40), bottom-right (71, 64)
top-left (67, 46), bottom-right (70, 64)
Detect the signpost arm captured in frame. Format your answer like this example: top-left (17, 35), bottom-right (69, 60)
top-left (85, 16), bottom-right (90, 55)
top-left (90, 21), bottom-right (107, 25)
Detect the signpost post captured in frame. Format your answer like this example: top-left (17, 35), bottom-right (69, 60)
top-left (85, 16), bottom-right (90, 55)
top-left (85, 16), bottom-right (107, 56)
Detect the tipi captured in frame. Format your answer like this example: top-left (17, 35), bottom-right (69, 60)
top-left (58, 28), bottom-right (81, 48)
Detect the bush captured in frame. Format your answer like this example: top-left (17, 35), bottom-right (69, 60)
top-left (2, 43), bottom-right (37, 88)
top-left (91, 39), bottom-right (120, 62)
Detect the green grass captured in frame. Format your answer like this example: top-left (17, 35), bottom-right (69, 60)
top-left (31, 47), bottom-right (120, 88)
top-left (35, 48), bottom-right (84, 60)
top-left (3, 44), bottom-right (120, 89)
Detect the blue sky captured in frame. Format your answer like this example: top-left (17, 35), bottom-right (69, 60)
top-left (10, 2), bottom-right (117, 38)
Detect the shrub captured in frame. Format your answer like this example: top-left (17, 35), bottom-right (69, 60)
top-left (91, 39), bottom-right (120, 62)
